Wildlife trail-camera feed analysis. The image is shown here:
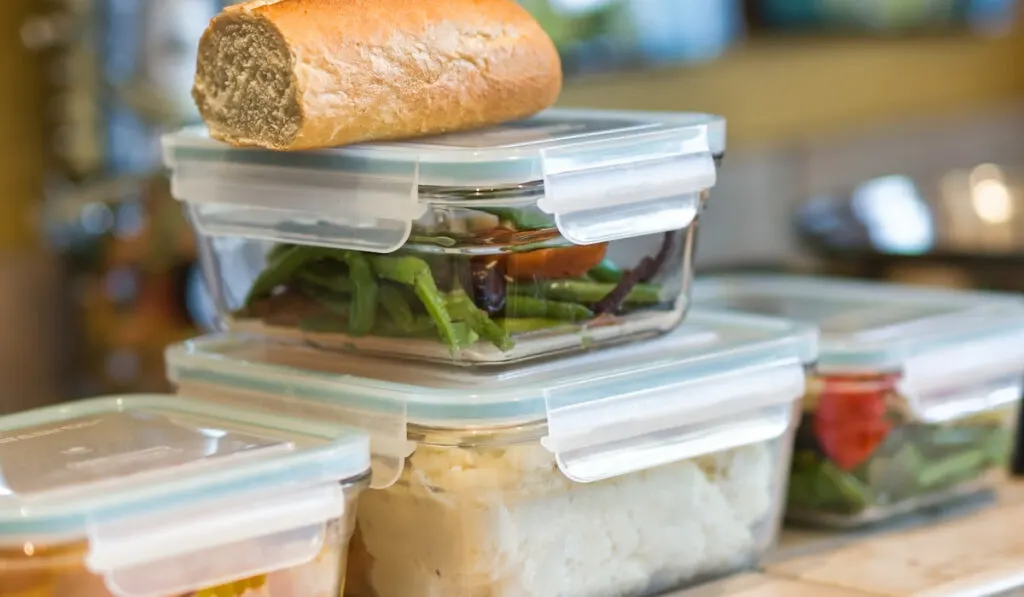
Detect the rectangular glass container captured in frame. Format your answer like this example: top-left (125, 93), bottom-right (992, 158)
top-left (166, 310), bottom-right (817, 597)
top-left (0, 395), bottom-right (371, 597)
top-left (162, 109), bottom-right (725, 365)
top-left (695, 275), bottom-right (1024, 527)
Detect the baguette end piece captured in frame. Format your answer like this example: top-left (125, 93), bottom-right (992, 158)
top-left (192, 10), bottom-right (302, 150)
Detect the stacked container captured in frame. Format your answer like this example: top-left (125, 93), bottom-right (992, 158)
top-left (155, 109), bottom-right (844, 596)
top-left (695, 275), bottom-right (1024, 527)
top-left (0, 395), bottom-right (370, 597)
top-left (165, 311), bottom-right (816, 597)
top-left (163, 109), bottom-right (724, 365)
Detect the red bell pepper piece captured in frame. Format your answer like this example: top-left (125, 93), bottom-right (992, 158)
top-left (813, 374), bottom-right (898, 471)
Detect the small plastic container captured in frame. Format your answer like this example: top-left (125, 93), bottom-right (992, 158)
top-left (0, 395), bottom-right (370, 597)
top-left (162, 109), bottom-right (725, 365)
top-left (694, 275), bottom-right (1024, 527)
top-left (166, 310), bottom-right (816, 597)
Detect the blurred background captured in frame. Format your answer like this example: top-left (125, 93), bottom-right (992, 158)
top-left (1, 0), bottom-right (1022, 413)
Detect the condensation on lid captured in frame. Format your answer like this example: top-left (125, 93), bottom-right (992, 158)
top-left (0, 395), bottom-right (370, 540)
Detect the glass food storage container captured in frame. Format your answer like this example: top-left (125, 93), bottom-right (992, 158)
top-left (0, 395), bottom-right (370, 597)
top-left (166, 310), bottom-right (816, 597)
top-left (162, 109), bottom-right (725, 366)
top-left (694, 275), bottom-right (1024, 527)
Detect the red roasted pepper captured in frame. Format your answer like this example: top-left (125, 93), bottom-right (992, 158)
top-left (812, 373), bottom-right (898, 471)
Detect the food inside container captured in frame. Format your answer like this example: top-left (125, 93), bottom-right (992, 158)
top-left (166, 310), bottom-right (817, 597)
top-left (694, 275), bottom-right (1024, 527)
top-left (163, 109), bottom-right (725, 365)
top-left (0, 395), bottom-right (370, 597)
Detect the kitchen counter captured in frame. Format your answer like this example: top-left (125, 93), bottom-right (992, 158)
top-left (670, 475), bottom-right (1024, 596)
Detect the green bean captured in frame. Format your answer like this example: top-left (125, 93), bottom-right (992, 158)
top-left (299, 315), bottom-right (348, 333)
top-left (246, 245), bottom-right (333, 304)
top-left (370, 256), bottom-right (459, 349)
top-left (492, 318), bottom-right (576, 335)
top-left (447, 289), bottom-right (515, 352)
top-left (300, 314), bottom-right (477, 348)
top-left (374, 318), bottom-right (479, 348)
top-left (512, 280), bottom-right (661, 305)
top-left (587, 259), bottom-right (624, 283)
top-left (298, 282), bottom-right (350, 316)
top-left (341, 252), bottom-right (377, 336)
top-left (505, 295), bottom-right (593, 321)
top-left (296, 270), bottom-right (354, 294)
top-left (378, 284), bottom-right (415, 330)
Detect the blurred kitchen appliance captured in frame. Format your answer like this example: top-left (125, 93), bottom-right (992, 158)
top-left (797, 164), bottom-right (1024, 292)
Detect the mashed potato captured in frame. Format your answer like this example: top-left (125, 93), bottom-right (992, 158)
top-left (355, 440), bottom-right (780, 597)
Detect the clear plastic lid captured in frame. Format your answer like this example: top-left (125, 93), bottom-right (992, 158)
top-left (162, 109), bottom-right (725, 250)
top-left (0, 395), bottom-right (370, 596)
top-left (694, 275), bottom-right (1024, 421)
top-left (167, 310), bottom-right (816, 488)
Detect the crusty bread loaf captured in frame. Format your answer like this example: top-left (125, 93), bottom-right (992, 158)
top-left (192, 0), bottom-right (563, 151)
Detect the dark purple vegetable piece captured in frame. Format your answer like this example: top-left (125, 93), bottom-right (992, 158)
top-left (470, 256), bottom-right (507, 315)
top-left (593, 232), bottom-right (674, 315)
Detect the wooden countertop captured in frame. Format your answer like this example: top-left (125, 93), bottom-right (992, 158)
top-left (669, 475), bottom-right (1024, 596)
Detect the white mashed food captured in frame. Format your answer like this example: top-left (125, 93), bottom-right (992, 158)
top-left (355, 439), bottom-right (778, 597)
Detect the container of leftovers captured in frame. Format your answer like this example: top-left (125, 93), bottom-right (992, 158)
top-left (0, 395), bottom-right (370, 597)
top-left (163, 108), bottom-right (725, 366)
top-left (166, 310), bottom-right (815, 597)
top-left (695, 275), bottom-right (1024, 527)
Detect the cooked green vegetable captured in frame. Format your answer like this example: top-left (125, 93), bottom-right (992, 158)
top-left (588, 259), bottom-right (624, 283)
top-left (370, 255), bottom-right (459, 349)
top-left (246, 245), bottom-right (332, 303)
top-left (493, 317), bottom-right (577, 335)
top-left (297, 269), bottom-right (354, 294)
top-left (342, 252), bottom-right (378, 336)
top-left (788, 414), bottom-right (1010, 521)
top-left (378, 284), bottom-right (415, 331)
top-left (447, 289), bottom-right (515, 352)
top-left (513, 280), bottom-right (661, 305)
top-left (239, 225), bottom-right (682, 353)
top-left (505, 295), bottom-right (593, 321)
